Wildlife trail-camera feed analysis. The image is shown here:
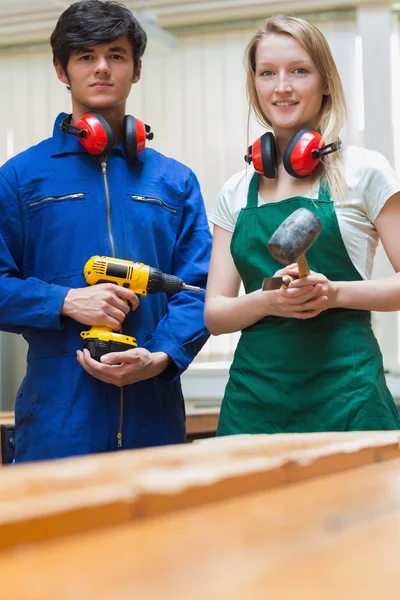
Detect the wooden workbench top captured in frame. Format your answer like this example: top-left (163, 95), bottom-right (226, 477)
top-left (185, 406), bottom-right (219, 435)
top-left (0, 412), bottom-right (14, 425)
top-left (1, 455), bottom-right (399, 599)
top-left (0, 409), bottom-right (220, 438)
top-left (0, 431), bottom-right (399, 551)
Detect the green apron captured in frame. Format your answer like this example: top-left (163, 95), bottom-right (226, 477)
top-left (217, 174), bottom-right (400, 435)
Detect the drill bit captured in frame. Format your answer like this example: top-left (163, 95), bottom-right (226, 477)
top-left (182, 283), bottom-right (206, 292)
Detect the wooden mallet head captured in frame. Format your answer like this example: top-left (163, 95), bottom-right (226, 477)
top-left (267, 208), bottom-right (322, 278)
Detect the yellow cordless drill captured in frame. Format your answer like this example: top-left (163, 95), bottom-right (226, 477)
top-left (80, 256), bottom-right (205, 360)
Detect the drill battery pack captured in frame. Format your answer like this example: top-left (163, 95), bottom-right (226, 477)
top-left (81, 328), bottom-right (137, 361)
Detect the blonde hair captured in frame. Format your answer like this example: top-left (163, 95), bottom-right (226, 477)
top-left (245, 15), bottom-right (348, 202)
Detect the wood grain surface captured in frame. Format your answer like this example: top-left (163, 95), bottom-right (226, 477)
top-left (1, 457), bottom-right (399, 599)
top-left (0, 412), bottom-right (14, 425)
top-left (0, 431), bottom-right (399, 550)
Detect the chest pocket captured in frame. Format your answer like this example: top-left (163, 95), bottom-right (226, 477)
top-left (21, 181), bottom-right (98, 282)
top-left (125, 192), bottom-right (182, 269)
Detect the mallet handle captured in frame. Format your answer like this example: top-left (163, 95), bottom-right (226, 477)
top-left (297, 255), bottom-right (310, 278)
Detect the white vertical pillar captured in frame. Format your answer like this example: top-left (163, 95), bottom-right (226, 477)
top-left (357, 1), bottom-right (394, 161)
top-left (357, 1), bottom-right (398, 371)
top-left (0, 334), bottom-right (27, 411)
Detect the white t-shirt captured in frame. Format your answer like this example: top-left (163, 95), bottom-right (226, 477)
top-left (209, 146), bottom-right (400, 280)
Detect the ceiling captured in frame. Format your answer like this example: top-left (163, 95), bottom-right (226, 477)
top-left (0, 0), bottom-right (387, 48)
top-left (0, 0), bottom-right (178, 50)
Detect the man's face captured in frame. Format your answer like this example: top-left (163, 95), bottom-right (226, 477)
top-left (55, 35), bottom-right (141, 115)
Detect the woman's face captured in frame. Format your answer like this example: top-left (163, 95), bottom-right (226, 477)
top-left (254, 33), bottom-right (329, 139)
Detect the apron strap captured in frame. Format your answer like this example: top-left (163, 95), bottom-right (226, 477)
top-left (246, 172), bottom-right (259, 208)
top-left (317, 177), bottom-right (331, 203)
top-left (247, 173), bottom-right (331, 208)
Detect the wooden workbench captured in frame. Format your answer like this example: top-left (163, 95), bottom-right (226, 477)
top-left (185, 406), bottom-right (219, 440)
top-left (0, 430), bottom-right (400, 597)
top-left (0, 412), bottom-right (14, 465)
top-left (0, 407), bottom-right (219, 464)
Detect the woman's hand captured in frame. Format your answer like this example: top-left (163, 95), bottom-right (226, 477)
top-left (287, 268), bottom-right (339, 310)
top-left (257, 263), bottom-right (329, 319)
top-left (273, 263), bottom-right (299, 278)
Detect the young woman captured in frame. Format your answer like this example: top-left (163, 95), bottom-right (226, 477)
top-left (205, 15), bottom-right (400, 435)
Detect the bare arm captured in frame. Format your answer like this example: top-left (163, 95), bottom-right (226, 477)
top-left (290, 192), bottom-right (400, 312)
top-left (204, 227), bottom-right (263, 335)
top-left (204, 225), bottom-right (326, 336)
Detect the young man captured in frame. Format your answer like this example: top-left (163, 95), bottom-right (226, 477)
top-left (0, 0), bottom-right (212, 462)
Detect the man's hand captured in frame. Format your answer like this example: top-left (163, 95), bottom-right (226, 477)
top-left (61, 284), bottom-right (139, 328)
top-left (76, 347), bottom-right (171, 386)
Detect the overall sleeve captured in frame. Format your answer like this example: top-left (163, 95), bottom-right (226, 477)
top-left (0, 168), bottom-right (69, 334)
top-left (143, 170), bottom-right (212, 378)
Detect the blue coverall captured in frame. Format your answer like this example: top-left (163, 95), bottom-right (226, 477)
top-left (0, 113), bottom-right (212, 462)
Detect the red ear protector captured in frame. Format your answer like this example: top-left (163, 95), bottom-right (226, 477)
top-left (60, 112), bottom-right (154, 160)
top-left (122, 115), bottom-right (153, 159)
top-left (244, 128), bottom-right (341, 179)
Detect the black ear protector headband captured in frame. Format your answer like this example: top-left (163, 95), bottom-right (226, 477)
top-left (61, 112), bottom-right (154, 160)
top-left (244, 128), bottom-right (341, 178)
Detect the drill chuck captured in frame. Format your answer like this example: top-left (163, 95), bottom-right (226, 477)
top-left (147, 268), bottom-right (184, 294)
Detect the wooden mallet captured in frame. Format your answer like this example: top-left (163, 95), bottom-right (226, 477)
top-left (267, 208), bottom-right (322, 278)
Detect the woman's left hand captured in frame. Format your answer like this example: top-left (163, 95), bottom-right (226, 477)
top-left (288, 270), bottom-right (339, 310)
